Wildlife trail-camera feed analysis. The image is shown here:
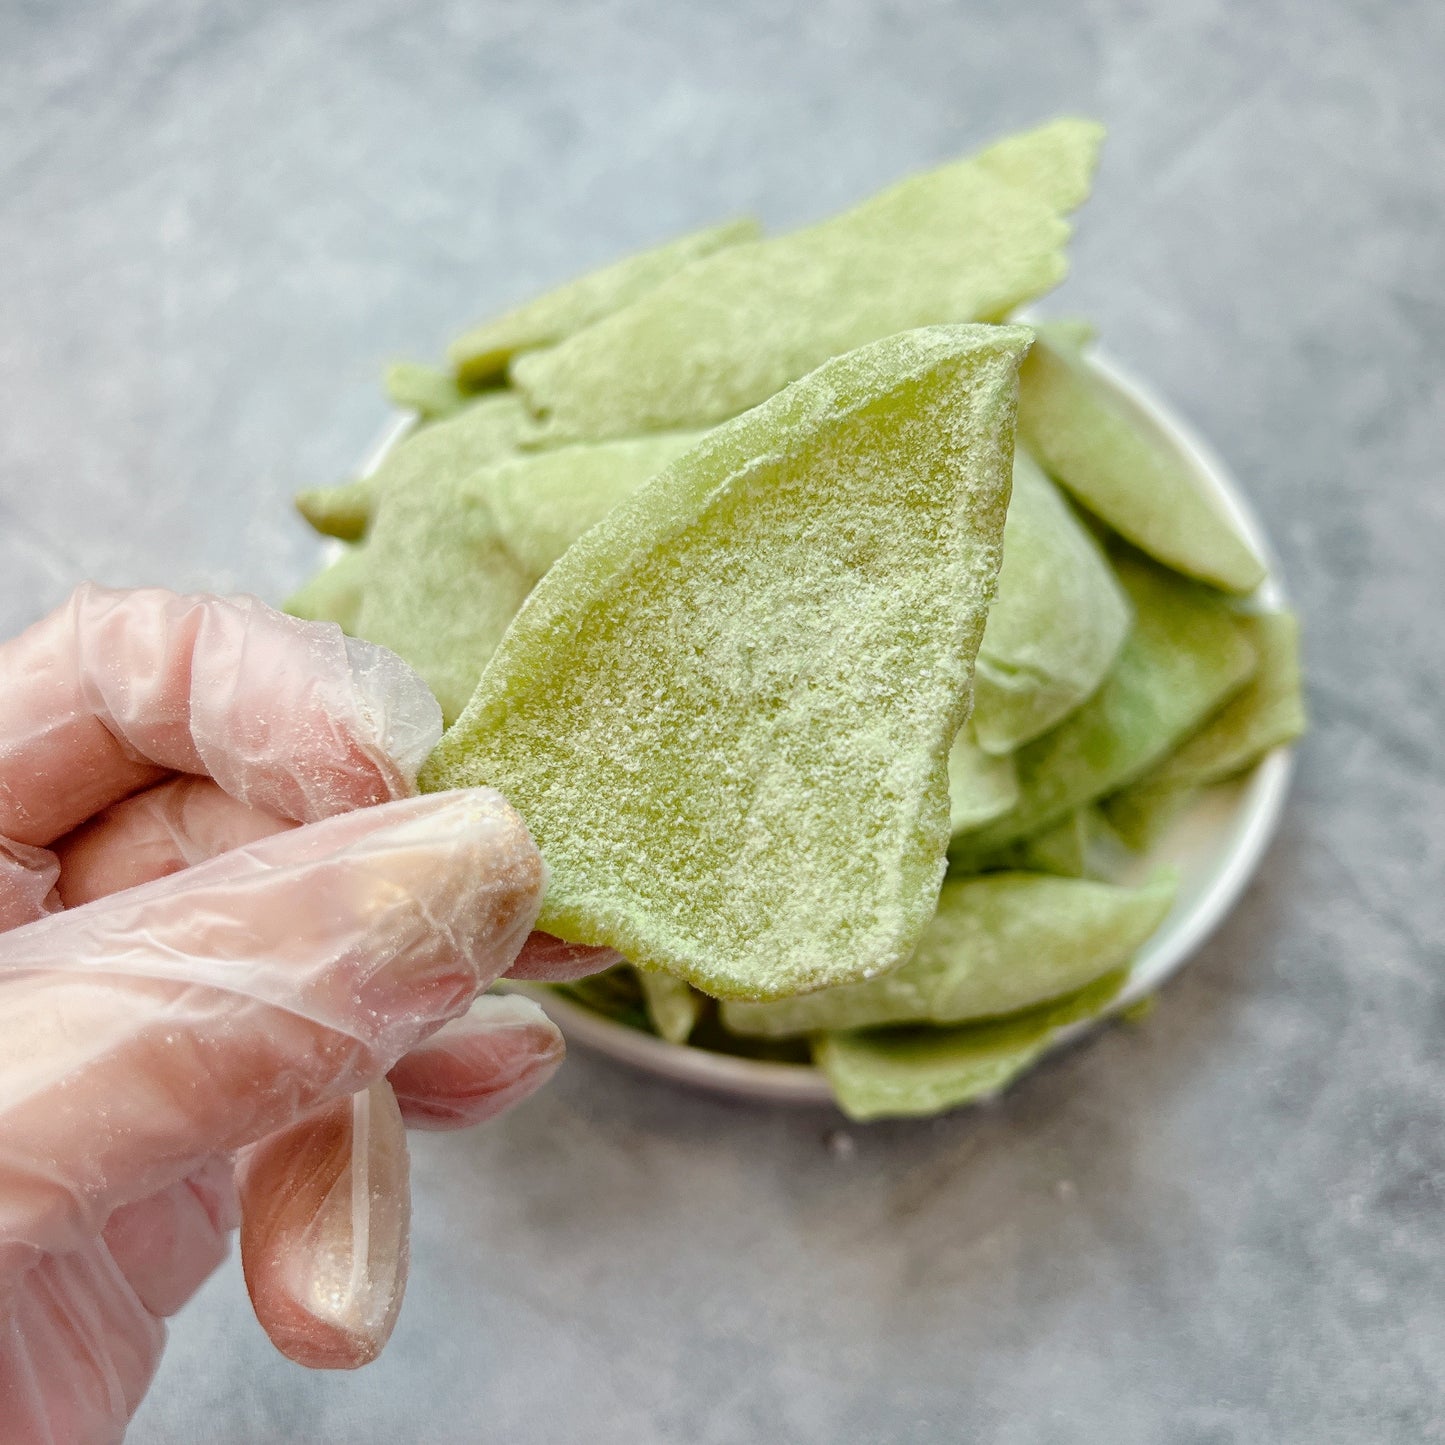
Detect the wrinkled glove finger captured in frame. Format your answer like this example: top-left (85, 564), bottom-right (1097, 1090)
top-left (0, 834), bottom-right (60, 932)
top-left (504, 930), bottom-right (623, 982)
top-left (0, 1237), bottom-right (163, 1445)
top-left (0, 585), bottom-right (441, 847)
top-left (237, 1082), bottom-right (410, 1371)
top-left (0, 790), bottom-right (543, 1260)
top-left (51, 774), bottom-right (298, 907)
top-left (100, 1155), bottom-right (239, 1319)
top-left (387, 994), bottom-right (566, 1131)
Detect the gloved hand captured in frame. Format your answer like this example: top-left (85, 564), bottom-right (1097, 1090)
top-left (0, 586), bottom-right (609, 1445)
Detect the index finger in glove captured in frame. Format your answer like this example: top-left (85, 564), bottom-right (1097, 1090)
top-left (0, 789), bottom-right (543, 1258)
top-left (0, 584), bottom-right (442, 847)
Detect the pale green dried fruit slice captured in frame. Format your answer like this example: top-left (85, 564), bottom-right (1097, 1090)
top-left (296, 392), bottom-right (529, 542)
top-left (638, 970), bottom-right (703, 1045)
top-left (950, 551), bottom-right (1259, 862)
top-left (355, 431), bottom-right (702, 723)
top-left (383, 362), bottom-right (474, 420)
top-left (1018, 335), bottom-right (1267, 593)
top-left (958, 805), bottom-right (1121, 878)
top-left (947, 728), bottom-right (1019, 836)
top-left (814, 967), bottom-right (1129, 1122)
top-left (1030, 316), bottom-right (1096, 353)
top-left (447, 218), bottom-right (763, 386)
top-left (974, 117), bottom-right (1107, 212)
top-left (972, 450), bottom-right (1132, 753)
top-left (511, 123), bottom-right (1095, 443)
top-left (423, 324), bottom-right (1031, 1000)
top-left (1102, 610), bottom-right (1304, 850)
top-left (296, 481), bottom-right (374, 544)
top-left (483, 432), bottom-right (706, 578)
top-left (284, 545), bottom-right (369, 632)
top-left (1006, 808), bottom-right (1090, 876)
top-left (723, 869), bottom-right (1174, 1038)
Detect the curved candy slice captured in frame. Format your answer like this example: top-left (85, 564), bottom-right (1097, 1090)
top-left (512, 123), bottom-right (1095, 443)
top-left (447, 218), bottom-right (763, 385)
top-left (424, 325), bottom-right (1031, 1000)
top-left (1103, 610), bottom-right (1304, 850)
top-left (951, 551), bottom-right (1259, 861)
top-left (355, 431), bottom-right (701, 723)
top-left (947, 728), bottom-right (1018, 835)
top-left (975, 117), bottom-right (1107, 212)
top-left (1018, 335), bottom-right (1267, 593)
top-left (638, 970), bottom-right (703, 1045)
top-left (483, 432), bottom-right (706, 578)
top-left (961, 807), bottom-right (1096, 878)
top-left (813, 967), bottom-right (1129, 1122)
top-left (722, 870), bottom-right (1173, 1038)
top-left (383, 362), bottom-right (475, 421)
top-left (297, 392), bottom-right (528, 542)
top-left (971, 451), bottom-right (1131, 753)
top-left (285, 545), bottom-right (369, 632)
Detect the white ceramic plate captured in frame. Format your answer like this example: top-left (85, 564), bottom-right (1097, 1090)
top-left (356, 349), bottom-right (1294, 1109)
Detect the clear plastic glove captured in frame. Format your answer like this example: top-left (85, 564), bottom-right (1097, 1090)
top-left (0, 586), bottom-right (603, 1444)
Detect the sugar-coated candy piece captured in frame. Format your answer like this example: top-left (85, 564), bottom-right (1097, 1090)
top-left (284, 546), bottom-right (369, 633)
top-left (638, 970), bottom-right (703, 1045)
top-left (813, 967), bottom-right (1128, 1122)
top-left (424, 325), bottom-right (1031, 1000)
top-left (511, 123), bottom-right (1096, 443)
top-left (972, 450), bottom-right (1131, 753)
top-left (355, 431), bottom-right (701, 723)
top-left (1102, 610), bottom-right (1304, 849)
top-left (1018, 335), bottom-right (1266, 593)
top-left (447, 219), bottom-right (763, 385)
top-left (296, 392), bottom-right (529, 542)
top-left (947, 727), bottom-right (1019, 836)
top-left (974, 117), bottom-right (1107, 212)
top-left (384, 362), bottom-right (475, 421)
top-left (723, 870), bottom-right (1173, 1038)
top-left (950, 551), bottom-right (1258, 861)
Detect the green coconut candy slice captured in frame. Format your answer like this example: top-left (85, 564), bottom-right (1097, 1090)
top-left (947, 729), bottom-right (1020, 836)
top-left (1103, 610), bottom-right (1304, 849)
top-left (1017, 335), bottom-right (1266, 593)
top-left (296, 391), bottom-right (529, 542)
top-left (284, 545), bottom-right (369, 633)
top-left (511, 121), bottom-right (1098, 443)
top-left (383, 362), bottom-right (476, 421)
top-left (448, 218), bottom-right (763, 385)
top-left (723, 870), bottom-right (1173, 1038)
top-left (353, 431), bottom-right (703, 723)
top-left (971, 450), bottom-right (1132, 753)
top-left (814, 967), bottom-right (1129, 1122)
top-left (950, 551), bottom-right (1259, 863)
top-left (423, 324), bottom-right (1030, 1000)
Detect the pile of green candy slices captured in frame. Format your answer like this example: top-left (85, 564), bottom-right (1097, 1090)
top-left (287, 120), bottom-right (1304, 1122)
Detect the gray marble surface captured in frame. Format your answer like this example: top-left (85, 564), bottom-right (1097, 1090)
top-left (3, 2), bottom-right (1443, 1441)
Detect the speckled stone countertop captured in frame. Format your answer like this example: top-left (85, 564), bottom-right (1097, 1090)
top-left (2, 3), bottom-right (1442, 1440)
